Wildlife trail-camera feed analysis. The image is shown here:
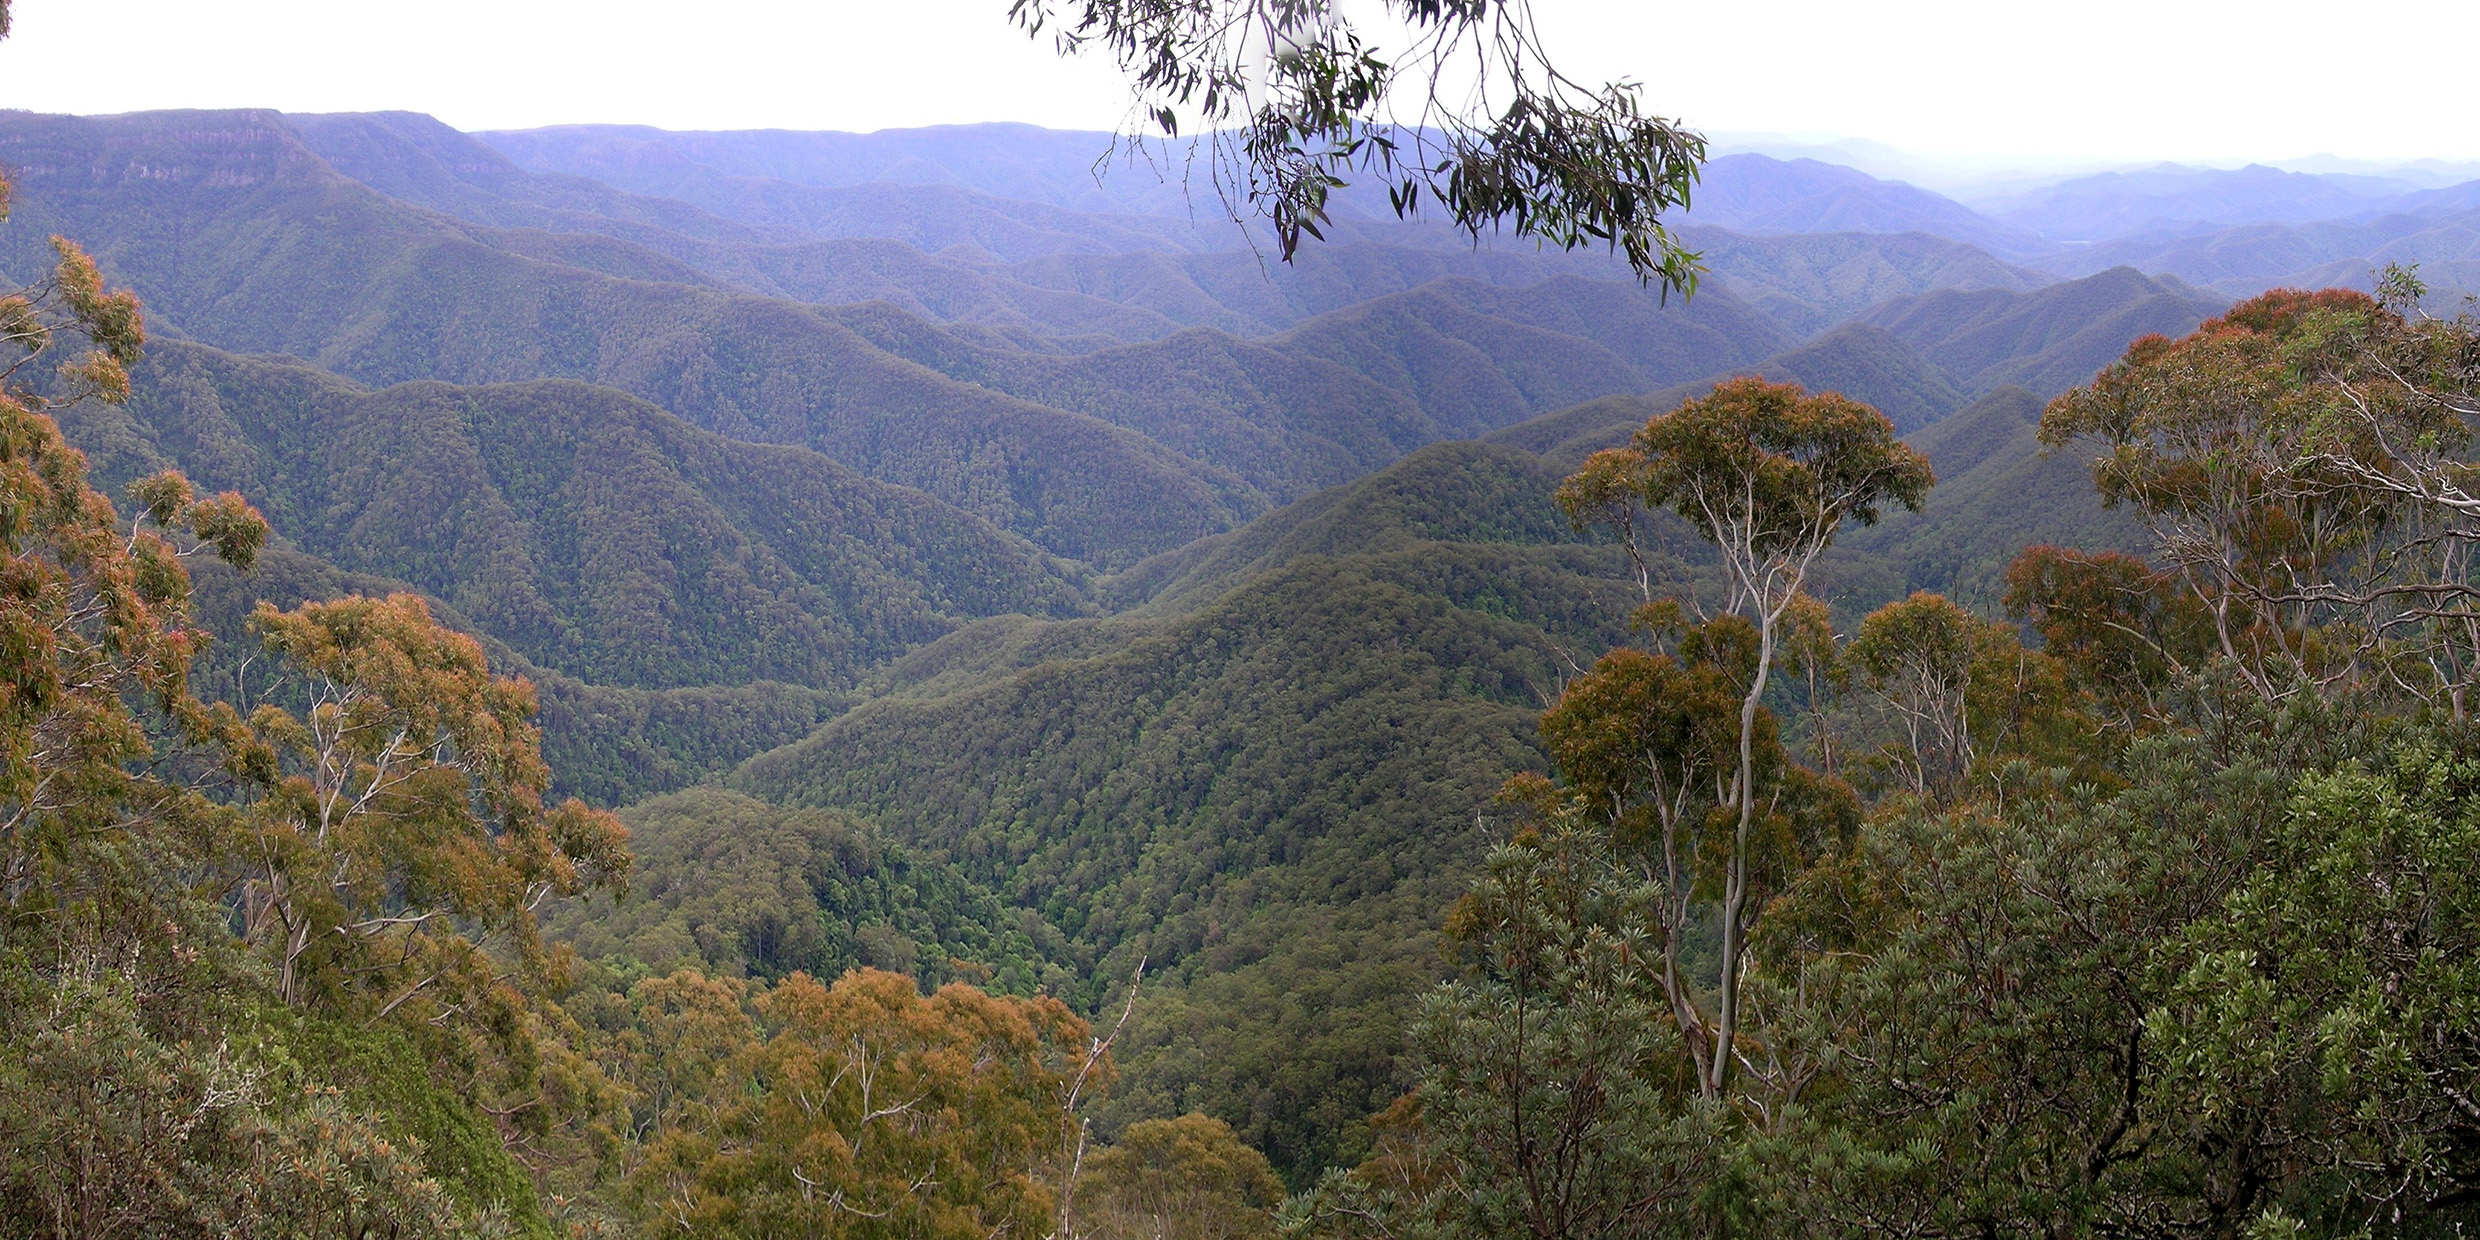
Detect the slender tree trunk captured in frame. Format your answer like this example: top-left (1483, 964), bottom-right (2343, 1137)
top-left (1708, 616), bottom-right (1775, 1098)
top-left (1656, 799), bottom-right (1713, 1088)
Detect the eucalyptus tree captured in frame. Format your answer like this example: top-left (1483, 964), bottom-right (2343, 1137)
top-left (1847, 592), bottom-right (1997, 798)
top-left (2038, 273), bottom-right (2480, 711)
top-left (1558, 378), bottom-right (1931, 1097)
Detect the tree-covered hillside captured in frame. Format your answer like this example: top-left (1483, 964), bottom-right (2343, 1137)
top-left (2053, 205), bottom-right (2480, 301)
top-left (1831, 385), bottom-right (2144, 608)
top-left (1858, 265), bottom-right (2228, 393)
top-left (164, 542), bottom-right (846, 808)
top-left (479, 120), bottom-right (1214, 217)
top-left (1269, 276), bottom-right (1787, 435)
top-left (1759, 321), bottom-right (1965, 432)
top-left (833, 274), bottom-right (1788, 502)
top-left (66, 340), bottom-right (1089, 690)
top-left (545, 788), bottom-right (1077, 994)
top-left (0, 110), bottom-right (1277, 566)
top-left (731, 443), bottom-right (1665, 1177)
top-left (304, 111), bottom-right (2025, 349)
top-left (825, 304), bottom-right (1444, 504)
top-left (1482, 323), bottom-right (1974, 465)
top-left (1675, 225), bottom-right (2049, 334)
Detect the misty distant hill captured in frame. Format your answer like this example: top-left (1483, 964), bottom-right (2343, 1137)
top-left (479, 120), bottom-right (1205, 217)
top-left (1982, 162), bottom-right (2423, 242)
top-left (2044, 208), bottom-right (2480, 303)
top-left (457, 118), bottom-right (2480, 315)
top-left (1684, 153), bottom-right (2046, 259)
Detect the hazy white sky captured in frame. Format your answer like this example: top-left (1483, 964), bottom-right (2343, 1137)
top-left (0, 0), bottom-right (2472, 165)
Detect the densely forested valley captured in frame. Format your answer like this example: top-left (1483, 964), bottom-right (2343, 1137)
top-left (9, 49), bottom-right (2480, 1240)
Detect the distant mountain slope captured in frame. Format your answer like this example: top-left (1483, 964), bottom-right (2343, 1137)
top-left (2388, 179), bottom-right (2480, 216)
top-left (820, 272), bottom-right (1786, 504)
top-left (4, 109), bottom-right (1862, 569)
top-left (640, 180), bottom-right (1228, 261)
top-left (472, 116), bottom-right (2057, 339)
top-left (1098, 437), bottom-right (1629, 614)
top-left (292, 111), bottom-right (1225, 340)
top-left (827, 303), bottom-right (1438, 504)
top-left (290, 110), bottom-right (793, 246)
top-left (818, 271), bottom-right (1781, 507)
top-left (1265, 276), bottom-right (1786, 435)
top-left (477, 131), bottom-right (1232, 261)
top-left (316, 112), bottom-right (1648, 335)
top-left (1476, 389), bottom-right (1685, 463)
top-left (178, 548), bottom-right (849, 808)
top-left (1762, 322), bottom-right (1965, 433)
top-left (70, 341), bottom-right (1089, 691)
top-left (273, 110), bottom-right (2095, 367)
top-left (1833, 385), bottom-right (2144, 608)
top-left (0, 111), bottom-right (1832, 584)
top-left (1855, 267), bottom-right (2226, 395)
top-left (732, 440), bottom-right (1653, 1180)
top-left (1677, 226), bottom-right (2050, 336)
top-left (484, 125), bottom-right (2056, 267)
top-left (481, 121), bottom-right (1204, 217)
top-left (2046, 208), bottom-right (2480, 302)
top-left (990, 229), bottom-right (2040, 345)
top-left (1982, 162), bottom-right (2413, 242)
top-left (1479, 322), bottom-right (1972, 464)
top-left (0, 108), bottom-right (1278, 567)
top-left (1684, 153), bottom-right (2045, 259)
top-left (284, 117), bottom-right (1814, 348)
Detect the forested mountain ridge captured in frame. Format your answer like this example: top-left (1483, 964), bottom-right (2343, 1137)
top-left (289, 110), bottom-right (801, 248)
top-left (0, 105), bottom-right (2157, 851)
top-left (476, 123), bottom-right (2047, 260)
top-left (51, 335), bottom-right (1090, 806)
top-left (69, 339), bottom-right (1091, 690)
top-left (827, 273), bottom-right (1790, 499)
top-left (362, 109), bottom-right (2071, 342)
top-left (288, 111), bottom-right (1248, 340)
top-left (1478, 317), bottom-right (1971, 465)
top-left (481, 120), bottom-right (1217, 230)
top-left (301, 112), bottom-right (1751, 343)
top-left (1759, 321), bottom-right (1965, 432)
top-left (168, 543), bottom-right (850, 807)
top-left (0, 108), bottom-right (1284, 566)
top-left (1855, 265), bottom-right (2227, 394)
top-left (1269, 276), bottom-right (1788, 433)
top-left (1673, 225), bottom-right (2048, 334)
